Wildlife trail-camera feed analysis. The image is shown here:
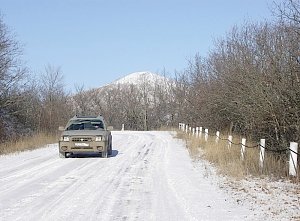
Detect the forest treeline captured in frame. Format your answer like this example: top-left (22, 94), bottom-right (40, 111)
top-left (174, 0), bottom-right (300, 149)
top-left (0, 14), bottom-right (71, 141)
top-left (0, 0), bottom-right (299, 151)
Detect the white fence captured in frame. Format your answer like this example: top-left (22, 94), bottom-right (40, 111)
top-left (178, 123), bottom-right (299, 177)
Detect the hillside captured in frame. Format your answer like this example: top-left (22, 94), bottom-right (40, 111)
top-left (71, 71), bottom-right (175, 130)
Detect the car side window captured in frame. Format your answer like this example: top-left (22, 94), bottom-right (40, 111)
top-left (93, 121), bottom-right (104, 129)
top-left (99, 121), bottom-right (104, 129)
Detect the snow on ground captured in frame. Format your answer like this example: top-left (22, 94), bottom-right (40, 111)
top-left (192, 158), bottom-right (300, 221)
top-left (0, 131), bottom-right (299, 221)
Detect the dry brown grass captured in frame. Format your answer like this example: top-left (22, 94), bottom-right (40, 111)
top-left (178, 131), bottom-right (293, 180)
top-left (0, 132), bottom-right (58, 155)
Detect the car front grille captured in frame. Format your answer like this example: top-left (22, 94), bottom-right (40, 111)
top-left (71, 146), bottom-right (93, 150)
top-left (72, 137), bottom-right (93, 142)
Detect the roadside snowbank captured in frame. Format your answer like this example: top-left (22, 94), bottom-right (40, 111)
top-left (192, 157), bottom-right (300, 220)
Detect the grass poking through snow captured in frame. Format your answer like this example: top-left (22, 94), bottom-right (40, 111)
top-left (178, 131), bottom-right (296, 181)
top-left (0, 133), bottom-right (58, 155)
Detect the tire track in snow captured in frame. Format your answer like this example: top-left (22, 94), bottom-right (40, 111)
top-left (34, 132), bottom-right (148, 221)
top-left (0, 131), bottom-right (255, 221)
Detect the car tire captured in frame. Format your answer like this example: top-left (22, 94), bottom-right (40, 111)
top-left (108, 143), bottom-right (112, 156)
top-left (102, 151), bottom-right (108, 158)
top-left (59, 151), bottom-right (66, 158)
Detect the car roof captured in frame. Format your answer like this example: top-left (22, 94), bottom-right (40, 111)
top-left (70, 115), bottom-right (104, 121)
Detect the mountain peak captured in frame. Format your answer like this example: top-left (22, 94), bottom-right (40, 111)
top-left (113, 71), bottom-right (168, 86)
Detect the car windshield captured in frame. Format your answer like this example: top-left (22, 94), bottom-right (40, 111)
top-left (66, 119), bottom-right (104, 131)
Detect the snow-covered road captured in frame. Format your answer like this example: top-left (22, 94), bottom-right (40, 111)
top-left (0, 131), bottom-right (259, 220)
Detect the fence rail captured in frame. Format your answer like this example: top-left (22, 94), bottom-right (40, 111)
top-left (178, 123), bottom-right (299, 178)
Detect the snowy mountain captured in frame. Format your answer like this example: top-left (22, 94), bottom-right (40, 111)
top-left (71, 71), bottom-right (173, 120)
top-left (112, 71), bottom-right (171, 87)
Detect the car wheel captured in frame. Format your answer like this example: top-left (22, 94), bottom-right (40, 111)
top-left (108, 143), bottom-right (112, 155)
top-left (102, 151), bottom-right (108, 158)
top-left (59, 151), bottom-right (66, 158)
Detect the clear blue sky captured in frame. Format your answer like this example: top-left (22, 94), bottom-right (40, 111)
top-left (1, 0), bottom-right (276, 91)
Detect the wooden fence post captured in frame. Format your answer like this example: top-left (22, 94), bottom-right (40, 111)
top-left (216, 131), bottom-right (220, 143)
top-left (259, 139), bottom-right (265, 171)
top-left (289, 142), bottom-right (298, 177)
top-left (228, 135), bottom-right (233, 149)
top-left (241, 138), bottom-right (246, 161)
top-left (122, 124), bottom-right (125, 131)
top-left (196, 127), bottom-right (199, 137)
top-left (205, 129), bottom-right (209, 142)
top-left (199, 127), bottom-right (203, 139)
top-left (192, 128), bottom-right (195, 136)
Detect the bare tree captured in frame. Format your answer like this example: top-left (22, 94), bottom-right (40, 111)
top-left (38, 65), bottom-right (71, 132)
top-left (0, 15), bottom-right (27, 108)
top-left (0, 15), bottom-right (29, 141)
top-left (274, 0), bottom-right (300, 25)
top-left (72, 84), bottom-right (93, 115)
top-left (172, 5), bottom-right (300, 150)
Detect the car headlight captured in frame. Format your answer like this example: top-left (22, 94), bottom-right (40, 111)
top-left (63, 136), bottom-right (70, 142)
top-left (95, 136), bottom-right (102, 141)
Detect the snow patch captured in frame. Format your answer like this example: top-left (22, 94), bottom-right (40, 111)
top-left (113, 71), bottom-right (170, 86)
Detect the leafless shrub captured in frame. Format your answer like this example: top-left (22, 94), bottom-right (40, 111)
top-left (174, 1), bottom-right (300, 153)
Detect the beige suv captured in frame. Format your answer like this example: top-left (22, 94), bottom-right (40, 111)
top-left (59, 115), bottom-right (112, 158)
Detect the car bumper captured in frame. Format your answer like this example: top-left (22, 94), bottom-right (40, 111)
top-left (59, 141), bottom-right (108, 153)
